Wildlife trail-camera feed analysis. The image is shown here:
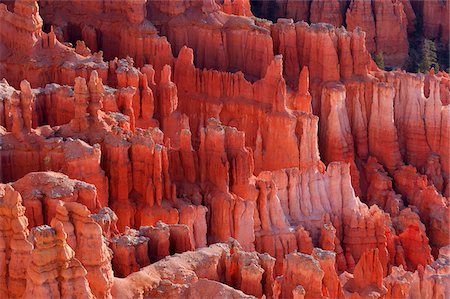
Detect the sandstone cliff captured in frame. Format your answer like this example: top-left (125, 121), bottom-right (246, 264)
top-left (0, 1), bottom-right (448, 298)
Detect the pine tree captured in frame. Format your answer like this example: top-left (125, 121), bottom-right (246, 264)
top-left (374, 51), bottom-right (385, 70)
top-left (418, 39), bottom-right (439, 73)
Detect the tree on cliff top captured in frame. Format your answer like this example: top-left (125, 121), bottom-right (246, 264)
top-left (418, 39), bottom-right (439, 73)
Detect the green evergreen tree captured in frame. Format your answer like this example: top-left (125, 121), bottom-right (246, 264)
top-left (374, 51), bottom-right (385, 70)
top-left (418, 39), bottom-right (439, 73)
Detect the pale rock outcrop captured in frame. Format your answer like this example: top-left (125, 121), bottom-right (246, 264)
top-left (112, 240), bottom-right (269, 298)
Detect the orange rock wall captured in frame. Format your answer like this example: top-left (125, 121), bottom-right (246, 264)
top-left (0, 1), bottom-right (448, 298)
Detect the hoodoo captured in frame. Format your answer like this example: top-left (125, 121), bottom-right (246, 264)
top-left (0, 0), bottom-right (448, 298)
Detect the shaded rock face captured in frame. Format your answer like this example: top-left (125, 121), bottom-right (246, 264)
top-left (0, 1), bottom-right (448, 299)
top-left (252, 0), bottom-right (449, 68)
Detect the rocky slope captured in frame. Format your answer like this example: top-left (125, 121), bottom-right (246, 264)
top-left (0, 0), bottom-right (448, 298)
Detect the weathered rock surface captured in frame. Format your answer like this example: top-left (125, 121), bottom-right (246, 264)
top-left (0, 1), bottom-right (448, 298)
top-left (111, 240), bottom-right (272, 298)
top-left (254, 0), bottom-right (435, 67)
top-left (24, 222), bottom-right (94, 299)
top-left (343, 248), bottom-right (387, 298)
top-left (421, 0), bottom-right (450, 44)
top-left (11, 171), bottom-right (100, 227)
top-left (52, 201), bottom-right (115, 299)
top-left (0, 184), bottom-right (33, 298)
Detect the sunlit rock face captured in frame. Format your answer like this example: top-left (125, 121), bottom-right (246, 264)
top-left (0, 0), bottom-right (448, 298)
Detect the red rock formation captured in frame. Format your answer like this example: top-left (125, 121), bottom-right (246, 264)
top-left (45, 200), bottom-right (114, 299)
top-left (422, 0), bottom-right (450, 44)
top-left (290, 66), bottom-right (312, 112)
top-left (222, 0), bottom-right (253, 16)
top-left (272, 21), bottom-right (371, 94)
top-left (384, 245), bottom-right (450, 299)
top-left (0, 126), bottom-right (109, 207)
top-left (343, 248), bottom-right (388, 298)
top-left (264, 0), bottom-right (310, 22)
top-left (174, 46), bottom-right (303, 173)
top-left (310, 0), bottom-right (343, 27)
top-left (258, 0), bottom-right (413, 67)
top-left (111, 240), bottom-right (272, 298)
top-left (0, 0), bottom-right (42, 57)
top-left (0, 1), bottom-right (448, 298)
top-left (365, 157), bottom-right (403, 215)
top-left (0, 179), bottom-right (113, 298)
top-left (0, 1), bottom-right (108, 88)
top-left (383, 265), bottom-right (415, 298)
top-left (346, 0), bottom-right (410, 66)
top-left (393, 165), bottom-right (449, 252)
top-left (109, 219), bottom-right (207, 278)
top-left (368, 82), bottom-right (402, 171)
top-left (278, 252), bottom-right (324, 299)
top-left (111, 228), bottom-right (151, 278)
top-left (346, 0), bottom-right (377, 53)
top-left (24, 222), bottom-right (94, 299)
top-left (415, 245), bottom-right (450, 298)
top-left (224, 241), bottom-right (273, 298)
top-left (386, 72), bottom-right (434, 170)
top-left (344, 205), bottom-right (391, 276)
top-left (401, 0), bottom-right (416, 33)
top-left (39, 0), bottom-right (174, 73)
top-left (139, 222), bottom-right (170, 262)
top-left (320, 82), bottom-right (361, 194)
top-left (11, 171), bottom-right (100, 227)
top-left (0, 184), bottom-right (33, 298)
top-left (295, 226), bottom-right (314, 255)
top-left (312, 248), bottom-right (344, 299)
top-left (394, 208), bottom-right (433, 271)
top-left (154, 2), bottom-right (273, 80)
top-left (91, 207), bottom-right (119, 239)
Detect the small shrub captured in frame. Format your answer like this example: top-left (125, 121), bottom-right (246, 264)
top-left (374, 51), bottom-right (385, 70)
